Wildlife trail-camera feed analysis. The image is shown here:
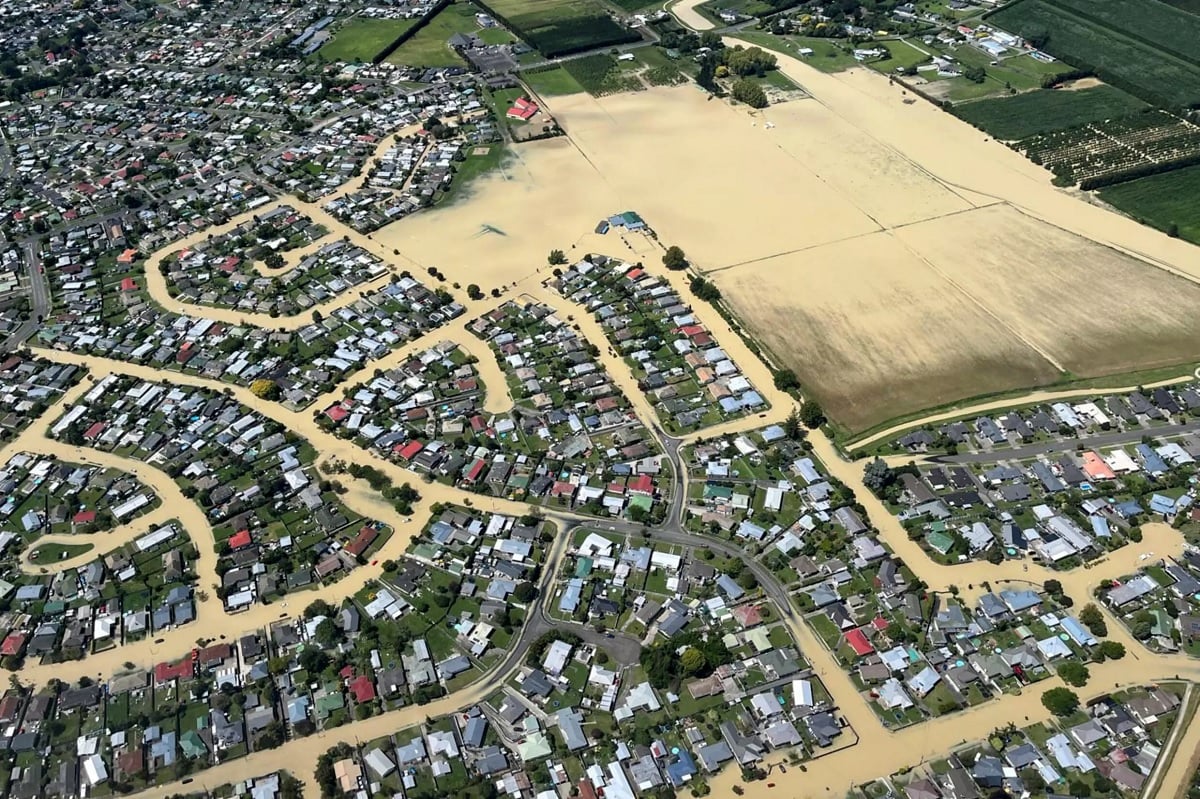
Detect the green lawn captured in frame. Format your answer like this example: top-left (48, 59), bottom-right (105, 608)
top-left (386, 2), bottom-right (480, 67)
top-left (523, 65), bottom-right (586, 95)
top-left (1100, 165), bottom-right (1200, 245)
top-left (320, 17), bottom-right (415, 63)
top-left (29, 541), bottom-right (95, 564)
top-left (735, 33), bottom-right (859, 73)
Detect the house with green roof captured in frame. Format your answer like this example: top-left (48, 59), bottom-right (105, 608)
top-left (926, 530), bottom-right (954, 556)
top-left (180, 730), bottom-right (207, 759)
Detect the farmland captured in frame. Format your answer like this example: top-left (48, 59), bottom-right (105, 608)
top-left (521, 65), bottom-right (586, 95)
top-left (479, 0), bottom-right (637, 56)
top-left (988, 0), bottom-right (1200, 107)
top-left (1100, 165), bottom-right (1200, 245)
top-left (953, 85), bottom-right (1148, 141)
top-left (1018, 110), bottom-right (1200, 188)
top-left (319, 17), bottom-right (415, 62)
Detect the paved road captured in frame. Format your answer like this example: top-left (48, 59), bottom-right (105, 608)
top-left (2, 241), bottom-right (50, 352)
top-left (929, 420), bottom-right (1200, 465)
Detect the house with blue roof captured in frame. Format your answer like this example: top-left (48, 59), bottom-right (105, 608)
top-left (1149, 494), bottom-right (1178, 516)
top-left (1061, 616), bottom-right (1097, 647)
top-left (760, 425), bottom-right (786, 443)
top-left (716, 574), bottom-right (745, 601)
top-left (1091, 516), bottom-right (1111, 538)
top-left (1135, 444), bottom-right (1169, 476)
top-left (559, 578), bottom-right (583, 613)
top-left (286, 696), bottom-right (310, 725)
top-left (1000, 589), bottom-right (1042, 614)
top-left (1114, 500), bottom-right (1144, 518)
top-left (664, 749), bottom-right (697, 787)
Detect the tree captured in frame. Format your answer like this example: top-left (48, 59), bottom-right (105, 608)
top-left (548, 249), bottom-right (568, 265)
top-left (1130, 609), bottom-right (1154, 640)
top-left (773, 369), bottom-right (800, 392)
top-left (963, 65), bottom-right (986, 83)
top-left (1055, 660), bottom-right (1089, 687)
top-left (680, 647), bottom-right (707, 675)
top-left (782, 408), bottom-right (805, 440)
top-left (466, 284), bottom-right (484, 300)
top-left (1043, 579), bottom-right (1062, 596)
top-left (662, 245), bottom-right (688, 270)
top-left (1098, 640), bottom-right (1126, 660)
top-left (1167, 222), bottom-right (1180, 238)
top-left (513, 581), bottom-right (537, 603)
top-left (799, 399), bottom-right (825, 429)
top-left (304, 599), bottom-right (335, 619)
top-left (250, 379), bottom-right (280, 400)
top-left (1041, 686), bottom-right (1080, 717)
top-left (731, 79), bottom-right (768, 108)
top-left (862, 458), bottom-right (895, 495)
top-left (314, 618), bottom-right (339, 648)
top-left (1079, 603), bottom-right (1107, 636)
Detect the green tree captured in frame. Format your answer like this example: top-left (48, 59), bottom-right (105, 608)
top-left (799, 399), bottom-right (826, 429)
top-left (662, 245), bottom-right (688, 270)
top-left (680, 647), bottom-right (707, 675)
top-left (1079, 603), bottom-right (1107, 636)
top-left (548, 249), bottom-right (568, 265)
top-left (513, 581), bottom-right (537, 603)
top-left (1055, 660), bottom-right (1089, 687)
top-left (773, 369), bottom-right (800, 392)
top-left (1041, 686), bottom-right (1080, 717)
top-left (1130, 609), bottom-right (1154, 640)
top-left (1098, 640), bottom-right (1126, 660)
top-left (731, 79), bottom-right (768, 108)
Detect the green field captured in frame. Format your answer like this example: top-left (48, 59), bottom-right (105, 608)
top-left (562, 54), bottom-right (643, 95)
top-left (522, 65), bottom-right (586, 95)
top-left (735, 33), bottom-right (859, 72)
top-left (953, 84), bottom-right (1148, 140)
top-left (482, 0), bottom-right (637, 56)
top-left (30, 542), bottom-right (95, 564)
top-left (989, 0), bottom-right (1200, 106)
top-left (1100, 165), bottom-right (1200, 245)
top-left (320, 18), bottom-right (415, 62)
top-left (386, 3), bottom-right (481, 67)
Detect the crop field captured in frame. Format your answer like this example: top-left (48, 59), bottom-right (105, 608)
top-left (562, 54), bottom-right (642, 95)
top-left (953, 85), bottom-right (1147, 141)
top-left (480, 0), bottom-right (637, 56)
top-left (1019, 110), bottom-right (1200, 187)
top-left (989, 0), bottom-right (1200, 106)
top-left (320, 17), bottom-right (415, 62)
top-left (1100, 165), bottom-right (1200, 245)
top-left (714, 204), bottom-right (1200, 433)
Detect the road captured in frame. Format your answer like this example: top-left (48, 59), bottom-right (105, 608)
top-left (925, 419), bottom-right (1200, 464)
top-left (2, 241), bottom-right (51, 352)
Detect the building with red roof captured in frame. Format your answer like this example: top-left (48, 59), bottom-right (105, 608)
top-left (73, 510), bottom-right (96, 525)
top-left (154, 658), bottom-right (195, 684)
top-left (349, 675), bottom-right (376, 703)
top-left (325, 404), bottom-right (350, 423)
top-left (464, 459), bottom-right (486, 484)
top-left (397, 440), bottom-right (423, 461)
top-left (506, 97), bottom-right (539, 121)
top-left (345, 526), bottom-right (379, 558)
top-left (844, 628), bottom-right (875, 657)
top-left (83, 422), bottom-right (106, 440)
top-left (628, 474), bottom-right (654, 496)
top-left (228, 529), bottom-right (252, 550)
top-left (0, 632), bottom-right (27, 657)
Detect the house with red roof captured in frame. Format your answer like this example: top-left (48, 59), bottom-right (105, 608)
top-left (154, 658), bottom-right (195, 684)
top-left (397, 440), bottom-right (423, 461)
top-left (345, 526), bottom-right (379, 558)
top-left (844, 628), bottom-right (875, 657)
top-left (117, 249), bottom-right (139, 265)
top-left (551, 481), bottom-right (576, 499)
top-left (83, 422), bottom-right (106, 440)
top-left (349, 675), bottom-right (376, 703)
top-left (228, 529), bottom-right (252, 550)
top-left (73, 510), bottom-right (96, 525)
top-left (325, 404), bottom-right (350, 423)
top-left (628, 474), bottom-right (654, 497)
top-left (463, 459), bottom-right (486, 485)
top-left (119, 276), bottom-right (138, 291)
top-left (0, 632), bottom-right (27, 657)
